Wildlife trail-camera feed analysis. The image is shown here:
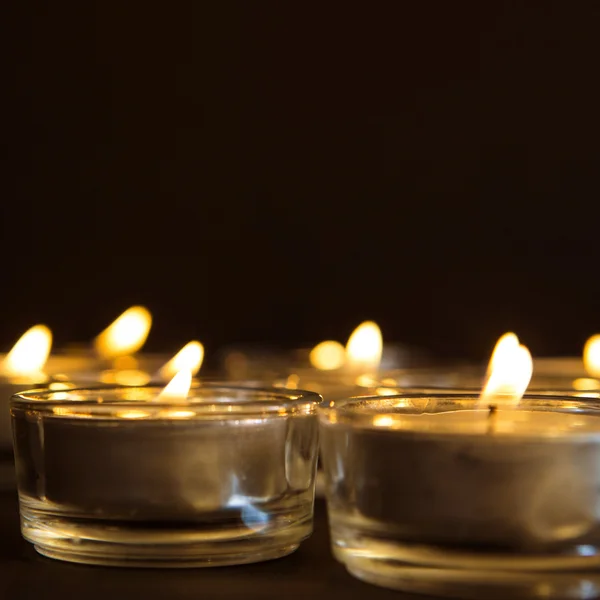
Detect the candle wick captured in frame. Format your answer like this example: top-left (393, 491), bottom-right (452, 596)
top-left (487, 404), bottom-right (497, 435)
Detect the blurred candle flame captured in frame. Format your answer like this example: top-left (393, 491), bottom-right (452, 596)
top-left (94, 306), bottom-right (152, 359)
top-left (345, 321), bottom-right (383, 372)
top-left (159, 341), bottom-right (204, 380)
top-left (158, 368), bottom-right (192, 402)
top-left (584, 335), bottom-right (600, 378)
top-left (309, 340), bottom-right (346, 370)
top-left (2, 325), bottom-right (52, 378)
top-left (480, 332), bottom-right (533, 407)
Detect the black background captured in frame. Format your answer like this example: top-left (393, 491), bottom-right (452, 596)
top-left (3, 2), bottom-right (600, 363)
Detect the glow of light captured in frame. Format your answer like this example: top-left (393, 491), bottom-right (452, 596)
top-left (116, 409), bottom-right (150, 419)
top-left (573, 377), bottom-right (600, 391)
top-left (159, 409), bottom-right (196, 419)
top-left (373, 415), bottom-right (395, 427)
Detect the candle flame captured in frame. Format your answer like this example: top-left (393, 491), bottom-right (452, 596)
top-left (158, 368), bottom-right (192, 402)
top-left (584, 335), bottom-right (600, 378)
top-left (2, 325), bottom-right (53, 377)
top-left (159, 341), bottom-right (204, 380)
top-left (346, 321), bottom-right (383, 371)
top-left (480, 332), bottom-right (533, 407)
top-left (309, 340), bottom-right (346, 370)
top-left (94, 306), bottom-right (152, 359)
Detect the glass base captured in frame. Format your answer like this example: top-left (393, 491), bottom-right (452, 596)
top-left (22, 505), bottom-right (311, 568)
top-left (332, 529), bottom-right (600, 600)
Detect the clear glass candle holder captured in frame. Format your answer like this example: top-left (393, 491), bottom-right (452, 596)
top-left (11, 383), bottom-right (321, 568)
top-left (319, 392), bottom-right (600, 599)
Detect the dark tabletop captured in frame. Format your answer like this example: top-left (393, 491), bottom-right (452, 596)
top-left (0, 491), bottom-right (430, 600)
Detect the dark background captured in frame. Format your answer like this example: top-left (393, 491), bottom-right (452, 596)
top-left (3, 2), bottom-right (600, 363)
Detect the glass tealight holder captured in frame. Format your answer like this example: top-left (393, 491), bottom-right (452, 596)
top-left (11, 383), bottom-right (321, 568)
top-left (319, 391), bottom-right (600, 600)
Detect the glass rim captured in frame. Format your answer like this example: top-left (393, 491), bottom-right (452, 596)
top-left (317, 391), bottom-right (600, 437)
top-left (357, 364), bottom-right (594, 386)
top-left (11, 382), bottom-right (322, 419)
top-left (320, 391), bottom-right (600, 411)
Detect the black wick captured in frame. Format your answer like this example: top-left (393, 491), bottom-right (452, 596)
top-left (487, 404), bottom-right (498, 434)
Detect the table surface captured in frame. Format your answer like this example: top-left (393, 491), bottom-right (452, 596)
top-left (0, 491), bottom-right (428, 600)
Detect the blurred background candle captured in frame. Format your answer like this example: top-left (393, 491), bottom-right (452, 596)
top-left (0, 324), bottom-right (53, 446)
top-left (0, 325), bottom-right (53, 487)
top-left (534, 334), bottom-right (600, 388)
top-left (45, 306), bottom-right (206, 387)
top-left (220, 320), bottom-right (425, 401)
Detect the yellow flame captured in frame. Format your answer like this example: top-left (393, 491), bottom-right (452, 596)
top-left (480, 332), bottom-right (533, 407)
top-left (158, 368), bottom-right (192, 402)
top-left (159, 341), bottom-right (204, 380)
top-left (310, 340), bottom-right (346, 370)
top-left (94, 306), bottom-right (152, 359)
top-left (584, 335), bottom-right (600, 378)
top-left (2, 325), bottom-right (53, 377)
top-left (346, 321), bottom-right (383, 371)
top-left (487, 332), bottom-right (519, 374)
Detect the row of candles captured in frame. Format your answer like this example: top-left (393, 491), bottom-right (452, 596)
top-left (0, 307), bottom-right (387, 385)
top-left (7, 305), bottom-right (600, 597)
top-left (7, 304), bottom-right (600, 391)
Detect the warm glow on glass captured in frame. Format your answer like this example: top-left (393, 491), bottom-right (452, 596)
top-left (373, 415), bottom-right (395, 427)
top-left (100, 369), bottom-right (151, 385)
top-left (309, 340), bottom-right (346, 370)
top-left (480, 332), bottom-right (533, 407)
top-left (94, 306), bottom-right (152, 359)
top-left (573, 377), bottom-right (600, 391)
top-left (159, 341), bottom-right (204, 380)
top-left (2, 325), bottom-right (53, 377)
top-left (345, 321), bottom-right (383, 371)
top-left (376, 387), bottom-right (400, 396)
top-left (159, 409), bottom-right (196, 419)
top-left (158, 368), bottom-right (192, 402)
top-left (114, 370), bottom-right (151, 386)
top-left (584, 335), bottom-right (600, 378)
top-left (116, 409), bottom-right (151, 419)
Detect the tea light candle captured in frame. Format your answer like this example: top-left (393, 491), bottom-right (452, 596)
top-left (11, 376), bottom-right (320, 567)
top-left (0, 325), bottom-right (53, 450)
top-left (533, 334), bottom-right (600, 393)
top-left (318, 332), bottom-right (600, 597)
